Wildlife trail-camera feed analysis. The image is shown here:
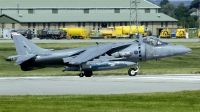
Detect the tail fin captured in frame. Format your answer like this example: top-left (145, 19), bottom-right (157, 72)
top-left (12, 33), bottom-right (46, 55)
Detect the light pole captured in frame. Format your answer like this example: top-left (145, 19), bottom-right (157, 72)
top-left (130, 0), bottom-right (140, 38)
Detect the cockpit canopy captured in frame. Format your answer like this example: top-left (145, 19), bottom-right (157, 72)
top-left (143, 36), bottom-right (168, 46)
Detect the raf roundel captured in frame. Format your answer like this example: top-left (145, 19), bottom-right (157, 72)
top-left (134, 50), bottom-right (138, 54)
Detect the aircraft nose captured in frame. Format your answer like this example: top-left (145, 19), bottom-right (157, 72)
top-left (173, 45), bottom-right (191, 55)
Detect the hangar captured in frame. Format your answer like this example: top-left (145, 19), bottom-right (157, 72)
top-left (0, 0), bottom-right (178, 37)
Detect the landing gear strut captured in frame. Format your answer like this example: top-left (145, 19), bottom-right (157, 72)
top-left (79, 65), bottom-right (84, 77)
top-left (78, 65), bottom-right (93, 77)
top-left (79, 71), bottom-right (93, 77)
top-left (128, 63), bottom-right (140, 76)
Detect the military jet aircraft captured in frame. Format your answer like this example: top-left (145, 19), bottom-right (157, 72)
top-left (7, 33), bottom-right (191, 77)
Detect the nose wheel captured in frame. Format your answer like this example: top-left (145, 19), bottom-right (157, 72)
top-left (128, 68), bottom-right (137, 76)
top-left (128, 63), bottom-right (140, 76)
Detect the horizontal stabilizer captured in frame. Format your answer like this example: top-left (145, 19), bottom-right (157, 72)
top-left (14, 54), bottom-right (36, 65)
top-left (5, 55), bottom-right (19, 61)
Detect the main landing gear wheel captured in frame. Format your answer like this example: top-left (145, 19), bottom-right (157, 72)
top-left (78, 65), bottom-right (93, 77)
top-left (78, 72), bottom-right (93, 77)
top-left (84, 71), bottom-right (93, 77)
top-left (128, 68), bottom-right (137, 76)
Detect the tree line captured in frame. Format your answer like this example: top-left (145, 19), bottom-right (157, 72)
top-left (159, 0), bottom-right (199, 28)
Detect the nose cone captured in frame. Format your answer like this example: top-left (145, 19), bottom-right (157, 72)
top-left (173, 45), bottom-right (191, 55)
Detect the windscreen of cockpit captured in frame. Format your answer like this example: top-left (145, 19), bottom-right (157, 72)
top-left (143, 37), bottom-right (168, 46)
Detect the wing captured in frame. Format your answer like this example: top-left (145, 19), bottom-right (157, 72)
top-left (68, 43), bottom-right (132, 65)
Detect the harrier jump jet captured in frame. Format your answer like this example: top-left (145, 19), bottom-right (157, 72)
top-left (7, 33), bottom-right (191, 77)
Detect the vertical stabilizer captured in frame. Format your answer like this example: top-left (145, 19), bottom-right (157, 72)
top-left (12, 33), bottom-right (46, 55)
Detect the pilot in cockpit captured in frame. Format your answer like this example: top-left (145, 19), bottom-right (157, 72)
top-left (143, 37), bottom-right (168, 46)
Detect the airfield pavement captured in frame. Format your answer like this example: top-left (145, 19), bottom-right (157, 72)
top-left (0, 74), bottom-right (200, 95)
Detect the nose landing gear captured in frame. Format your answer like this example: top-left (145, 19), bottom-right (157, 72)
top-left (128, 63), bottom-right (140, 76)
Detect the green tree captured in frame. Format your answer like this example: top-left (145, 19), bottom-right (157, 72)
top-left (190, 0), bottom-right (200, 9)
top-left (186, 16), bottom-right (197, 28)
top-left (159, 0), bottom-right (169, 6)
top-left (174, 3), bottom-right (190, 27)
top-left (160, 3), bottom-right (176, 18)
top-left (189, 0), bottom-right (199, 28)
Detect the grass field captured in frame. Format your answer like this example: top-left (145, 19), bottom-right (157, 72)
top-left (0, 90), bottom-right (200, 112)
top-left (0, 42), bottom-right (200, 76)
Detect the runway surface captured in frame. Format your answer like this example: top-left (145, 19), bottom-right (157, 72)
top-left (0, 74), bottom-right (200, 95)
top-left (0, 38), bottom-right (199, 43)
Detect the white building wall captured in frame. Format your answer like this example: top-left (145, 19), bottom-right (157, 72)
top-left (17, 10), bottom-right (28, 14)
top-left (150, 9), bottom-right (157, 13)
top-left (89, 9), bottom-right (114, 13)
top-left (2, 10), bottom-right (17, 14)
top-left (2, 8), bottom-right (158, 14)
top-left (35, 10), bottom-right (52, 14)
top-left (120, 9), bottom-right (129, 13)
top-left (65, 10), bottom-right (83, 13)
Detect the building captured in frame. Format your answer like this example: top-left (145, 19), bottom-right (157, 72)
top-left (0, 0), bottom-right (178, 37)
